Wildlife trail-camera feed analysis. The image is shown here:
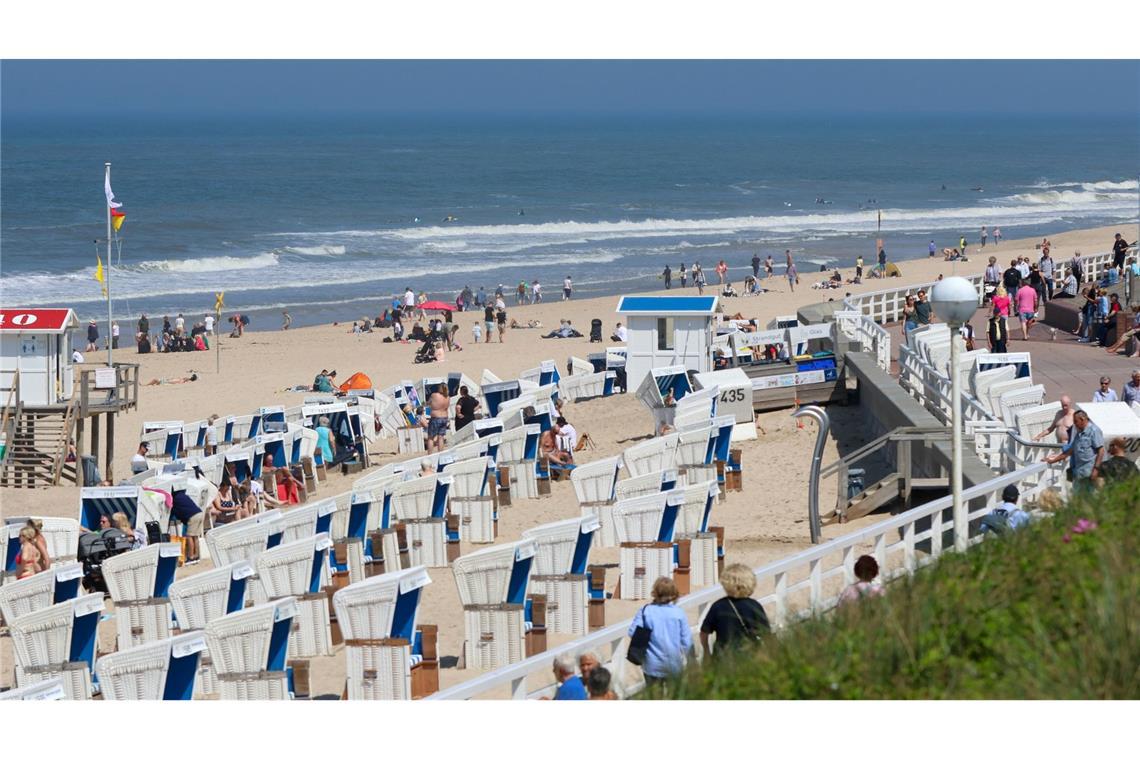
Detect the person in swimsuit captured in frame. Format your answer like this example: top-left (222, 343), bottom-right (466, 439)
top-left (25, 519), bottom-right (52, 571)
top-left (17, 526), bottom-right (45, 579)
top-left (146, 373), bottom-right (199, 386)
top-left (209, 481), bottom-right (248, 525)
top-left (541, 421), bottom-right (574, 466)
top-left (426, 385), bottom-right (450, 453)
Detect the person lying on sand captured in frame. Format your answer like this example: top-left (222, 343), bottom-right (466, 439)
top-left (146, 373), bottom-right (199, 386)
top-left (509, 318), bottom-right (543, 329)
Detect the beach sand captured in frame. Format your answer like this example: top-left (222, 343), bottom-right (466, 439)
top-left (1, 222), bottom-right (1133, 696)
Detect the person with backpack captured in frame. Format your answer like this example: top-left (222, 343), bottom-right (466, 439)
top-left (699, 563), bottom-right (770, 658)
top-left (980, 484), bottom-right (1031, 535)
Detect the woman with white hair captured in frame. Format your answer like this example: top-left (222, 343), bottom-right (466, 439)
top-left (549, 652), bottom-right (587, 700)
top-left (315, 415), bottom-right (336, 465)
top-left (699, 563), bottom-right (770, 658)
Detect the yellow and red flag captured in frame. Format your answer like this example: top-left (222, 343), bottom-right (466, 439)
top-left (111, 207), bottom-right (126, 232)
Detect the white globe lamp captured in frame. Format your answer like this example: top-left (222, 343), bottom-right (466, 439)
top-left (929, 276), bottom-right (979, 551)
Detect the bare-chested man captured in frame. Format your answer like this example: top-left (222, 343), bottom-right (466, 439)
top-left (427, 385), bottom-right (450, 453)
top-left (541, 421), bottom-right (573, 466)
top-left (1034, 394), bottom-right (1075, 444)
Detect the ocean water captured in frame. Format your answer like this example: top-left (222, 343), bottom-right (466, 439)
top-left (2, 114), bottom-right (1137, 328)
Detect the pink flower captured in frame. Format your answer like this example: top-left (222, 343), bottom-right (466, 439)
top-left (1071, 519), bottom-right (1098, 535)
top-left (1063, 533), bottom-right (1071, 543)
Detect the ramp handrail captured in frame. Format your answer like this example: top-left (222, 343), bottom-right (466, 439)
top-left (428, 461), bottom-right (1061, 701)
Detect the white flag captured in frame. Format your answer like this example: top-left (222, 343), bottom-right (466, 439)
top-left (105, 172), bottom-right (122, 209)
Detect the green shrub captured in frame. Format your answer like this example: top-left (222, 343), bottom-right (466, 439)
top-left (656, 479), bottom-right (1139, 699)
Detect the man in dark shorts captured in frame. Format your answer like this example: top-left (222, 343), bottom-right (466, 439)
top-left (454, 386), bottom-right (480, 430)
top-left (426, 385), bottom-right (450, 453)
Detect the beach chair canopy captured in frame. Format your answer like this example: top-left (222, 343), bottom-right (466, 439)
top-left (0, 562), bottom-right (83, 623)
top-left (205, 597), bottom-right (297, 676)
top-left (613, 489), bottom-right (684, 544)
top-left (78, 486), bottom-right (140, 531)
top-left (451, 539), bottom-right (536, 607)
top-left (102, 542), bottom-right (182, 602)
top-left (332, 565), bottom-right (432, 642)
top-left (169, 561), bottom-right (254, 631)
top-left (522, 515), bottom-right (600, 576)
top-left (95, 631), bottom-right (208, 701)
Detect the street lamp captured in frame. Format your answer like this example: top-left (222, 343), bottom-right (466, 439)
top-left (930, 276), bottom-right (979, 552)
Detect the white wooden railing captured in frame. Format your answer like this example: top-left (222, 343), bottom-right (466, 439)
top-left (834, 311), bottom-right (892, 372)
top-left (428, 461), bottom-right (1063, 701)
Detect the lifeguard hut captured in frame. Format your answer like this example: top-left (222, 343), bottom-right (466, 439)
top-left (616, 296), bottom-right (718, 393)
top-left (1, 308), bottom-right (139, 487)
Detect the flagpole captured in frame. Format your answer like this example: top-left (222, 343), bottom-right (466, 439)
top-left (105, 162), bottom-right (114, 368)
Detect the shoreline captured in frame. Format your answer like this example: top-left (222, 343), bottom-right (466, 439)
top-left (73, 220), bottom-right (1139, 334)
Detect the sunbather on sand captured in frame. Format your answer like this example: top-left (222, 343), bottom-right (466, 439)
top-left (146, 373), bottom-right (199, 385)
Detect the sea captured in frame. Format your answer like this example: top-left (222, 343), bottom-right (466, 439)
top-left (2, 114), bottom-right (1137, 329)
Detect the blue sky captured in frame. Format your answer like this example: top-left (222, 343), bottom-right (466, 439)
top-left (3, 60), bottom-right (1137, 118)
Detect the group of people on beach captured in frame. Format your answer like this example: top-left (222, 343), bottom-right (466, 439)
top-left (130, 312), bottom-right (218, 354)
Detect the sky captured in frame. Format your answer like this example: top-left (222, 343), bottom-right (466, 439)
top-left (3, 60), bottom-right (1138, 119)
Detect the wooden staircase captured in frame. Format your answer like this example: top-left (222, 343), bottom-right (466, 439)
top-left (0, 395), bottom-right (78, 488)
top-left (819, 426), bottom-right (952, 526)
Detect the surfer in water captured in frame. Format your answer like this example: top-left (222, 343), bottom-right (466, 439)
top-left (443, 214), bottom-right (458, 222)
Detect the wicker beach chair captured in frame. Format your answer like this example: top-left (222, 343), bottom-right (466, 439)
top-left (255, 533), bottom-right (334, 658)
top-left (3, 517), bottom-right (81, 580)
top-left (102, 542), bottom-right (182, 649)
top-left (521, 516), bottom-right (599, 635)
top-left (390, 474), bottom-right (452, 567)
top-left (614, 490), bottom-right (683, 601)
top-left (442, 456), bottom-right (496, 544)
top-left (985, 377), bottom-right (1034, 417)
top-left (204, 597), bottom-right (297, 700)
top-left (970, 365), bottom-right (1017, 405)
top-left (0, 562), bottom-right (83, 625)
top-left (7, 593), bottom-right (104, 700)
top-left (452, 539), bottom-right (537, 670)
top-left (622, 433), bottom-right (681, 478)
top-left (333, 566), bottom-right (437, 699)
top-left (169, 560), bottom-right (253, 696)
top-left (998, 385), bottom-right (1047, 427)
top-left (571, 455), bottom-right (622, 547)
top-left (95, 631), bottom-right (207, 700)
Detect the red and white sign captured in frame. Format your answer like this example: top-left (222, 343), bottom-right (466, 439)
top-left (0, 309), bottom-right (78, 334)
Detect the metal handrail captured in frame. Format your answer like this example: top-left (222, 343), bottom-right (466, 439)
top-left (818, 426), bottom-right (950, 478)
top-left (429, 462), bottom-right (1052, 700)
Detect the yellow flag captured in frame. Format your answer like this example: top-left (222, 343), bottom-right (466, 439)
top-left (95, 254), bottom-right (107, 297)
top-left (215, 292), bottom-right (225, 312)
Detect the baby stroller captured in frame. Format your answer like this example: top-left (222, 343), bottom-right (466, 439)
top-left (589, 319), bottom-right (603, 343)
top-left (414, 338), bottom-right (439, 364)
top-left (78, 528), bottom-right (134, 593)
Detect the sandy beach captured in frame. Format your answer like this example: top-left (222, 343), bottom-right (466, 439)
top-left (1, 221), bottom-right (1134, 696)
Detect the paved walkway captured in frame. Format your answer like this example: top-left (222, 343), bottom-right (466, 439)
top-left (886, 305), bottom-right (1140, 403)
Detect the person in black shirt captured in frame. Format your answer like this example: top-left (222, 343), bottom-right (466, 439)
top-left (987, 308), bottom-right (1008, 353)
top-left (1113, 232), bottom-right (1130, 271)
top-left (454, 386), bottom-right (480, 430)
top-left (1002, 259), bottom-right (1022, 291)
top-left (483, 304), bottom-right (495, 344)
top-left (913, 289), bottom-right (933, 326)
top-left (699, 563), bottom-right (770, 657)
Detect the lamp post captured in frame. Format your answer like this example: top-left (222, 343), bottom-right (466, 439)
top-left (930, 277), bottom-right (980, 552)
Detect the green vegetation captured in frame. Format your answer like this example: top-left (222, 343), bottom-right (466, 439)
top-left (661, 479), bottom-right (1139, 699)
